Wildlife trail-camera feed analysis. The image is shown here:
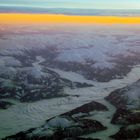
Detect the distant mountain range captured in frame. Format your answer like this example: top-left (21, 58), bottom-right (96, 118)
top-left (0, 6), bottom-right (140, 16)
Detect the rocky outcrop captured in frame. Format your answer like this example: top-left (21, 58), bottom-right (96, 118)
top-left (110, 125), bottom-right (140, 140)
top-left (62, 101), bottom-right (108, 117)
top-left (0, 67), bottom-right (93, 102)
top-left (0, 101), bottom-right (13, 109)
top-left (106, 80), bottom-right (140, 139)
top-left (106, 80), bottom-right (140, 125)
top-left (111, 108), bottom-right (140, 125)
top-left (3, 101), bottom-right (107, 140)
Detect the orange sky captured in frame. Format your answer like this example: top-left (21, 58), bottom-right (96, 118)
top-left (0, 13), bottom-right (140, 24)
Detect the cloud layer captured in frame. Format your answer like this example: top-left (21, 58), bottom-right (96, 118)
top-left (0, 0), bottom-right (140, 9)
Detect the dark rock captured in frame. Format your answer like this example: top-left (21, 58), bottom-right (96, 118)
top-left (0, 101), bottom-right (13, 109)
top-left (111, 108), bottom-right (140, 125)
top-left (111, 125), bottom-right (140, 140)
top-left (77, 119), bottom-right (106, 133)
top-left (106, 80), bottom-right (140, 125)
top-left (105, 88), bottom-right (128, 110)
top-left (3, 117), bottom-right (106, 140)
top-left (62, 101), bottom-right (108, 117)
top-left (60, 78), bottom-right (93, 89)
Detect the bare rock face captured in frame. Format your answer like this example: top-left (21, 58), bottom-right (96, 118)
top-left (106, 80), bottom-right (140, 140)
top-left (3, 101), bottom-right (107, 140)
top-left (0, 101), bottom-right (13, 109)
top-left (62, 101), bottom-right (108, 117)
top-left (106, 79), bottom-right (140, 125)
top-left (111, 108), bottom-right (140, 125)
top-left (110, 125), bottom-right (140, 140)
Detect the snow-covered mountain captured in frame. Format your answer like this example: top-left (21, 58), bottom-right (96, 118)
top-left (3, 101), bottom-right (107, 140)
top-left (0, 24), bottom-right (140, 82)
top-left (0, 24), bottom-right (140, 140)
top-left (106, 79), bottom-right (140, 125)
top-left (106, 80), bottom-right (140, 139)
top-left (0, 55), bottom-right (93, 102)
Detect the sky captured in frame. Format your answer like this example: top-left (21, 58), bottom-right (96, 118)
top-left (0, 0), bottom-right (140, 9)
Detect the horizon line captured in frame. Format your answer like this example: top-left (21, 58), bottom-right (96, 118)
top-left (0, 4), bottom-right (140, 10)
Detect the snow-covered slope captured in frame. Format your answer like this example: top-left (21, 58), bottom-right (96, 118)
top-left (3, 101), bottom-right (107, 140)
top-left (0, 55), bottom-right (93, 102)
top-left (106, 79), bottom-right (140, 110)
top-left (106, 80), bottom-right (140, 139)
top-left (106, 79), bottom-right (140, 127)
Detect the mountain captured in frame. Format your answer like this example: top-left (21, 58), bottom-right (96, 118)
top-left (106, 80), bottom-right (140, 139)
top-left (0, 23), bottom-right (140, 140)
top-left (3, 101), bottom-right (107, 140)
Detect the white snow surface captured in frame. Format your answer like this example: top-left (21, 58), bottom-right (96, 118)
top-left (47, 117), bottom-right (73, 128)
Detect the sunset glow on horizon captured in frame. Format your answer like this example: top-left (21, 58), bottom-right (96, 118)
top-left (0, 13), bottom-right (140, 25)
